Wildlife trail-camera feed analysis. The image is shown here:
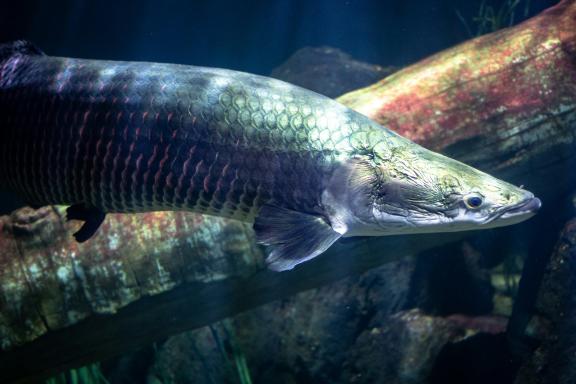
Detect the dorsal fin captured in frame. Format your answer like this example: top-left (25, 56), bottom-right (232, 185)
top-left (0, 40), bottom-right (44, 62)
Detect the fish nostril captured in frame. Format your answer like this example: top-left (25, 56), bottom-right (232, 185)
top-left (523, 191), bottom-right (535, 202)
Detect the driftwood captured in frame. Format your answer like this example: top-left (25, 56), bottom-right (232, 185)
top-left (0, 0), bottom-right (575, 382)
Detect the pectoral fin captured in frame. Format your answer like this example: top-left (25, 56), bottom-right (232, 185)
top-left (253, 205), bottom-right (342, 271)
top-left (66, 204), bottom-right (106, 242)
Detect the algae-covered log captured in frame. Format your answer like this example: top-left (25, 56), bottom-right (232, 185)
top-left (0, 207), bottom-right (262, 350)
top-left (0, 0), bottom-right (575, 382)
top-left (0, 207), bottom-right (461, 383)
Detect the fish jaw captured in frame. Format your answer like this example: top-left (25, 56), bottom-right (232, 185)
top-left (484, 195), bottom-right (542, 228)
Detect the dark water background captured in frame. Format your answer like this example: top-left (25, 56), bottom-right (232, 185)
top-left (1, 0), bottom-right (557, 75)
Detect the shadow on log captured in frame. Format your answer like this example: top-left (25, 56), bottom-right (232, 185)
top-left (0, 0), bottom-right (575, 382)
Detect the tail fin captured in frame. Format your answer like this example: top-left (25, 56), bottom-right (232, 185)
top-left (0, 40), bottom-right (44, 62)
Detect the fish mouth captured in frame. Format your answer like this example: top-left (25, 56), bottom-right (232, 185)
top-left (500, 195), bottom-right (542, 220)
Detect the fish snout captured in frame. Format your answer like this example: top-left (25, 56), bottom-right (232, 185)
top-left (501, 192), bottom-right (542, 219)
top-left (521, 196), bottom-right (542, 213)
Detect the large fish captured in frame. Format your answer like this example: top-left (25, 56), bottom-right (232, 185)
top-left (0, 41), bottom-right (540, 271)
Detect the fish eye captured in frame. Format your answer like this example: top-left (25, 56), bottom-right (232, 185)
top-left (464, 194), bottom-right (484, 210)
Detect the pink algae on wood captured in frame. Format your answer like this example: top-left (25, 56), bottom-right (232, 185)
top-left (338, 0), bottom-right (576, 156)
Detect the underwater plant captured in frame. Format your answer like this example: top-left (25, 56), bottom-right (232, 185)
top-left (45, 363), bottom-right (109, 384)
top-left (213, 320), bottom-right (253, 384)
top-left (457, 0), bottom-right (532, 36)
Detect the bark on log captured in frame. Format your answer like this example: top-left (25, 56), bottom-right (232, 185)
top-left (0, 0), bottom-right (575, 382)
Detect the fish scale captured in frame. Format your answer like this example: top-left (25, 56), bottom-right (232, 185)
top-left (0, 44), bottom-right (389, 222)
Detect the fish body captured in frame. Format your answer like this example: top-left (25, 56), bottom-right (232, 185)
top-left (0, 43), bottom-right (337, 220)
top-left (0, 41), bottom-right (540, 270)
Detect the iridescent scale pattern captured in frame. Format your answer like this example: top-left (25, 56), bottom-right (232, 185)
top-left (0, 52), bottom-right (399, 221)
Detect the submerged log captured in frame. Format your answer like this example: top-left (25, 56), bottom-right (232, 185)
top-left (0, 207), bottom-right (462, 383)
top-left (0, 0), bottom-right (575, 382)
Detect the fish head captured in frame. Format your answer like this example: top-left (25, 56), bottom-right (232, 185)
top-left (326, 144), bottom-right (541, 237)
